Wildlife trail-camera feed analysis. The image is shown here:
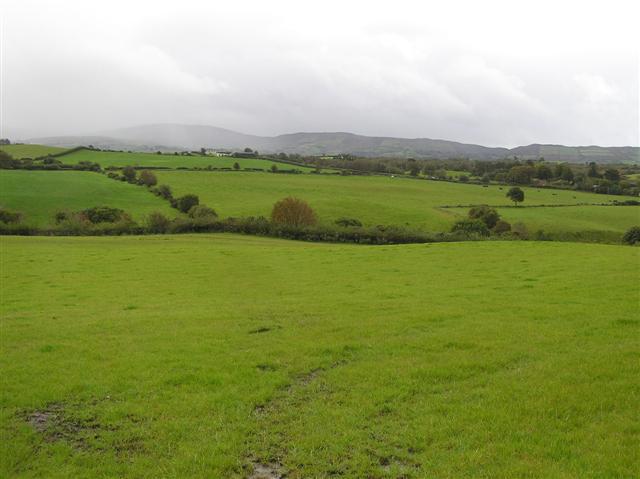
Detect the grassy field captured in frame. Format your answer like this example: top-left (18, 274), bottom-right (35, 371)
top-left (154, 171), bottom-right (638, 234)
top-left (1, 235), bottom-right (638, 478)
top-left (0, 170), bottom-right (175, 226)
top-left (497, 205), bottom-right (640, 234)
top-left (60, 149), bottom-right (320, 171)
top-left (0, 144), bottom-right (68, 159)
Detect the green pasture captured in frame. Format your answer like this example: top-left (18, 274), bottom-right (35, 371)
top-left (0, 170), bottom-right (175, 226)
top-left (0, 144), bottom-right (68, 159)
top-left (1, 235), bottom-right (638, 478)
top-left (154, 171), bottom-right (637, 234)
top-left (60, 149), bottom-right (319, 171)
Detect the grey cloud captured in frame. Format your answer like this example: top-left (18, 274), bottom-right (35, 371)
top-left (1, 0), bottom-right (638, 147)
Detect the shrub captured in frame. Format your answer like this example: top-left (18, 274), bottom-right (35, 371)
top-left (122, 166), bottom-right (137, 182)
top-left (233, 162), bottom-right (240, 170)
top-left (468, 205), bottom-right (500, 229)
top-left (511, 222), bottom-right (529, 239)
top-left (139, 170), bottom-right (158, 186)
top-left (155, 184), bottom-right (173, 200)
top-left (271, 197), bottom-right (317, 227)
top-left (335, 217), bottom-right (363, 227)
top-left (147, 212), bottom-right (171, 234)
top-left (188, 204), bottom-right (218, 219)
top-left (450, 219), bottom-right (490, 236)
top-left (55, 214), bottom-right (91, 235)
top-left (0, 207), bottom-right (23, 224)
top-left (54, 211), bottom-right (70, 224)
top-left (622, 226), bottom-right (640, 245)
top-left (80, 206), bottom-right (128, 224)
top-left (492, 220), bottom-right (512, 234)
top-left (176, 194), bottom-right (200, 213)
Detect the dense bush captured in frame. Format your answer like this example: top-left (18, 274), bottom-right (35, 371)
top-left (335, 217), bottom-right (363, 227)
top-left (122, 166), bottom-right (137, 182)
top-left (146, 212), bottom-right (172, 234)
top-left (450, 219), bottom-right (490, 237)
top-left (0, 207), bottom-right (23, 224)
top-left (139, 170), bottom-right (158, 186)
top-left (492, 220), bottom-right (512, 234)
top-left (622, 226), bottom-right (640, 245)
top-left (80, 206), bottom-right (129, 224)
top-left (271, 197), bottom-right (317, 227)
top-left (176, 194), bottom-right (200, 213)
top-left (188, 204), bottom-right (218, 219)
top-left (153, 184), bottom-right (173, 200)
top-left (468, 205), bottom-right (500, 229)
top-left (511, 222), bottom-right (529, 239)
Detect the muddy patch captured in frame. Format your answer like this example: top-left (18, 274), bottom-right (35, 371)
top-left (249, 461), bottom-right (285, 479)
top-left (22, 400), bottom-right (145, 457)
top-left (24, 403), bottom-right (104, 449)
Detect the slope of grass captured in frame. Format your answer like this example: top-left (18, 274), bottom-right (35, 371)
top-left (61, 149), bottom-right (321, 171)
top-left (497, 205), bottom-right (640, 234)
top-left (0, 170), bottom-right (175, 226)
top-left (154, 171), bottom-right (637, 234)
top-left (0, 144), bottom-right (68, 159)
top-left (1, 235), bottom-right (638, 478)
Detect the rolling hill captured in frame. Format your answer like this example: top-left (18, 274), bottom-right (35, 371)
top-left (23, 124), bottom-right (639, 163)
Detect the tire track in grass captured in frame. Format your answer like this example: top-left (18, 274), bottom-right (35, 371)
top-left (245, 352), bottom-right (354, 479)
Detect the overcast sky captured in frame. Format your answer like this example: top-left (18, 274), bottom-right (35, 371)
top-left (1, 0), bottom-right (638, 146)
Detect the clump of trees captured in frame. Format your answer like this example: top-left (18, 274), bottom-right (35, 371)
top-left (468, 205), bottom-right (500, 228)
top-left (52, 206), bottom-right (137, 235)
top-left (450, 218), bottom-right (490, 236)
top-left (271, 197), bottom-right (318, 227)
top-left (451, 205), bottom-right (512, 237)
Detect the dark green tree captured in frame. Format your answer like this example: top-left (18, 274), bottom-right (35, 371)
top-left (468, 205), bottom-right (500, 229)
top-left (603, 168), bottom-right (620, 182)
top-left (507, 187), bottom-right (525, 205)
top-left (176, 194), bottom-right (200, 213)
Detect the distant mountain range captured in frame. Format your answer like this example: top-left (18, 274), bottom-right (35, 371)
top-left (27, 124), bottom-right (639, 163)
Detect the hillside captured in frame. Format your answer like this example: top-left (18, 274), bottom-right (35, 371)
top-left (24, 124), bottom-right (639, 163)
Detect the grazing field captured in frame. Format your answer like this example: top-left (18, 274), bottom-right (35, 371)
top-left (1, 235), bottom-right (638, 478)
top-left (155, 171), bottom-right (637, 234)
top-left (0, 170), bottom-right (175, 226)
top-left (0, 144), bottom-right (68, 159)
top-left (497, 205), bottom-right (640, 234)
top-left (61, 149), bottom-right (320, 171)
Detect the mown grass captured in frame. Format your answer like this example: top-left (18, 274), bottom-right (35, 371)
top-left (0, 170), bottom-right (175, 226)
top-left (0, 144), bottom-right (68, 159)
top-left (154, 171), bottom-right (637, 234)
top-left (1, 235), bottom-right (638, 478)
top-left (61, 149), bottom-right (320, 171)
